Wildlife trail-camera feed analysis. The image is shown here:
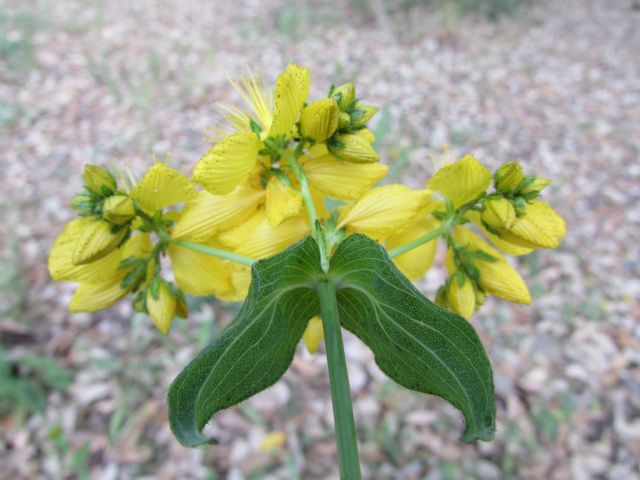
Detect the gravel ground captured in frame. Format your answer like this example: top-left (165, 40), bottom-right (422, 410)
top-left (1, 0), bottom-right (639, 478)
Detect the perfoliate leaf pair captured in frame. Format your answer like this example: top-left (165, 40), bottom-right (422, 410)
top-left (168, 235), bottom-right (495, 447)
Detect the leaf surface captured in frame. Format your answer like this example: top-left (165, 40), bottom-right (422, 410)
top-left (168, 237), bottom-right (322, 446)
top-left (329, 234), bottom-right (495, 442)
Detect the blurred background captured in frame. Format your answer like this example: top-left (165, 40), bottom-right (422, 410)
top-left (1, 0), bottom-right (639, 478)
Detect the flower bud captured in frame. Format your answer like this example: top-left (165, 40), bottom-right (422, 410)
top-left (332, 82), bottom-right (355, 110)
top-left (83, 164), bottom-right (117, 196)
top-left (71, 194), bottom-right (94, 216)
top-left (447, 275), bottom-right (476, 319)
top-left (103, 195), bottom-right (135, 225)
top-left (482, 197), bottom-right (516, 230)
top-left (350, 102), bottom-right (379, 126)
top-left (303, 316), bottom-right (324, 354)
top-left (72, 219), bottom-right (127, 265)
top-left (494, 162), bottom-right (523, 192)
top-left (338, 111), bottom-right (351, 129)
top-left (299, 99), bottom-right (339, 142)
top-left (520, 176), bottom-right (551, 195)
top-left (146, 282), bottom-right (177, 335)
top-left (495, 201), bottom-right (566, 249)
top-left (330, 134), bottom-right (379, 163)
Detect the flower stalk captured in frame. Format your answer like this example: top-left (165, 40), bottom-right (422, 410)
top-left (170, 239), bottom-right (255, 267)
top-left (317, 280), bottom-right (362, 480)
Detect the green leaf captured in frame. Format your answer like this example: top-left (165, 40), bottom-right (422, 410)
top-left (168, 237), bottom-right (322, 447)
top-left (329, 234), bottom-right (495, 442)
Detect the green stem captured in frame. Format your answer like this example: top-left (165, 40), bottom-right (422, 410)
top-left (317, 280), bottom-right (361, 480)
top-left (171, 240), bottom-right (255, 267)
top-left (388, 219), bottom-right (452, 258)
top-left (279, 146), bottom-right (331, 271)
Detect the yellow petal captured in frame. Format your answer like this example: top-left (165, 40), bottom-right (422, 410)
top-left (386, 217), bottom-right (440, 281)
top-left (217, 266), bottom-right (252, 302)
top-left (427, 154), bottom-right (492, 208)
top-left (268, 64), bottom-right (310, 137)
top-left (466, 211), bottom-right (533, 256)
top-left (217, 209), bottom-right (266, 249)
top-left (497, 201), bottom-right (566, 249)
top-left (235, 213), bottom-right (310, 260)
top-left (299, 99), bottom-right (339, 142)
top-left (70, 276), bottom-right (128, 312)
top-left (447, 276), bottom-right (476, 319)
top-left (49, 219), bottom-right (121, 283)
top-left (482, 197), bottom-right (516, 230)
top-left (72, 220), bottom-right (127, 266)
top-left (303, 316), bottom-right (324, 354)
top-left (331, 134), bottom-right (379, 163)
top-left (193, 132), bottom-right (262, 195)
top-left (172, 186), bottom-right (265, 242)
top-left (355, 128), bottom-right (375, 144)
top-left (168, 242), bottom-right (233, 297)
top-left (131, 163), bottom-right (197, 214)
top-left (259, 431), bottom-right (287, 452)
top-left (266, 176), bottom-right (303, 226)
top-left (338, 185), bottom-right (430, 241)
top-left (147, 283), bottom-right (176, 335)
top-left (302, 154), bottom-right (388, 201)
top-left (68, 233), bottom-right (153, 312)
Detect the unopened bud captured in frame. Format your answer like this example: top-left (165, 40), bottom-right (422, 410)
top-left (299, 99), bottom-right (339, 142)
top-left (482, 197), bottom-right (516, 230)
top-left (494, 162), bottom-right (523, 192)
top-left (338, 111), bottom-right (351, 129)
top-left (146, 282), bottom-right (177, 335)
top-left (71, 194), bottom-right (94, 216)
top-left (83, 164), bottom-right (117, 197)
top-left (520, 176), bottom-right (551, 195)
top-left (103, 195), bottom-right (135, 225)
top-left (330, 134), bottom-right (379, 163)
top-left (72, 219), bottom-right (127, 265)
top-left (350, 102), bottom-right (379, 126)
top-left (332, 82), bottom-right (355, 110)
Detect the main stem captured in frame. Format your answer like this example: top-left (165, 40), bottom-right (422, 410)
top-left (317, 280), bottom-right (362, 480)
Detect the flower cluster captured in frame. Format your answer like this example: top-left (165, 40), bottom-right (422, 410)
top-left (48, 63), bottom-right (566, 342)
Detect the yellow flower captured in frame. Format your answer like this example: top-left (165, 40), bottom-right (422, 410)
top-left (67, 233), bottom-right (153, 312)
top-left (194, 64), bottom-right (310, 195)
top-left (386, 216), bottom-right (440, 281)
top-left (446, 275), bottom-right (476, 319)
top-left (171, 185), bottom-right (265, 242)
top-left (265, 176), bottom-right (303, 226)
top-left (299, 99), bottom-right (339, 143)
top-left (259, 431), bottom-right (287, 452)
top-left (83, 164), bottom-right (116, 196)
top-left (131, 163), bottom-right (197, 214)
top-left (490, 201), bottom-right (566, 249)
top-left (303, 316), bottom-right (324, 354)
top-left (338, 185), bottom-right (431, 241)
top-left (301, 153), bottom-right (388, 201)
top-left (427, 154), bottom-right (492, 208)
top-left (482, 197), bottom-right (516, 230)
top-left (330, 134), bottom-right (379, 163)
top-left (493, 162), bottom-right (523, 192)
top-left (71, 219), bottom-right (127, 266)
top-left (450, 227), bottom-right (531, 304)
top-left (146, 282), bottom-right (178, 335)
top-left (102, 195), bottom-right (135, 225)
